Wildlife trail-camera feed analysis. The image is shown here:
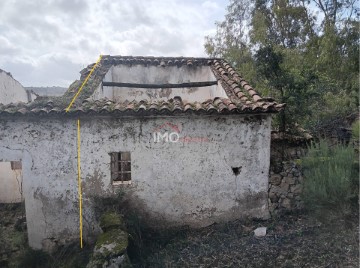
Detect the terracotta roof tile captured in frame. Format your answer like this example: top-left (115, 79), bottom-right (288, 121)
top-left (0, 97), bottom-right (285, 117)
top-left (0, 55), bottom-right (285, 117)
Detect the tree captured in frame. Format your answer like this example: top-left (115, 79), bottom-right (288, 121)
top-left (204, 0), bottom-right (257, 84)
top-left (205, 0), bottom-right (359, 133)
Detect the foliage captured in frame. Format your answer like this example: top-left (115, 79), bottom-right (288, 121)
top-left (351, 120), bottom-right (359, 152)
top-left (301, 139), bottom-right (358, 214)
top-left (351, 120), bottom-right (359, 141)
top-left (14, 242), bottom-right (93, 268)
top-left (91, 191), bottom-right (147, 265)
top-left (205, 0), bottom-right (359, 133)
top-left (51, 242), bottom-right (93, 268)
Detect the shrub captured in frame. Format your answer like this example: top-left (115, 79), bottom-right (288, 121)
top-left (351, 120), bottom-right (359, 150)
top-left (351, 120), bottom-right (359, 140)
top-left (301, 139), bottom-right (358, 214)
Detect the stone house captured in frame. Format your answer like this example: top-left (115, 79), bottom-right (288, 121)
top-left (0, 56), bottom-right (284, 250)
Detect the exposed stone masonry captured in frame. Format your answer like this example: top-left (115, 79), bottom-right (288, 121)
top-left (268, 132), bottom-right (309, 215)
top-left (268, 162), bottom-right (304, 214)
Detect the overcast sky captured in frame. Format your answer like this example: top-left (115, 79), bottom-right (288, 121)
top-left (0, 0), bottom-right (228, 87)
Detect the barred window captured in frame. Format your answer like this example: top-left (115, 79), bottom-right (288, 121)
top-left (110, 152), bottom-right (131, 184)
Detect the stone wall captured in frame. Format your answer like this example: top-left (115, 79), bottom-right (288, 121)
top-left (268, 133), bottom-right (309, 215)
top-left (268, 124), bottom-right (359, 214)
top-left (0, 114), bottom-right (272, 250)
top-left (268, 162), bottom-right (304, 214)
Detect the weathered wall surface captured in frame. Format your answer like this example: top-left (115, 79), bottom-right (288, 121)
top-left (268, 138), bottom-right (308, 214)
top-left (0, 124), bottom-right (78, 250)
top-left (0, 114), bottom-right (272, 250)
top-left (0, 70), bottom-right (29, 104)
top-left (98, 65), bottom-right (228, 102)
top-left (268, 162), bottom-right (303, 213)
top-left (0, 162), bottom-right (23, 203)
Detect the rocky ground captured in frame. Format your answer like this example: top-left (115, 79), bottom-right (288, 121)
top-left (0, 204), bottom-right (358, 267)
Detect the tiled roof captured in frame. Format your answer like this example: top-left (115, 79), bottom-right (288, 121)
top-left (0, 55), bottom-right (285, 117)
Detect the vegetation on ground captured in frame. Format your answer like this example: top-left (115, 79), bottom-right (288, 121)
top-left (130, 211), bottom-right (359, 267)
top-left (351, 120), bottom-right (359, 145)
top-left (2, 204), bottom-right (358, 267)
top-left (301, 139), bottom-right (359, 216)
top-left (1, 1), bottom-right (359, 267)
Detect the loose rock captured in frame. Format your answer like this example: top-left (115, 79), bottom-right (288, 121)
top-left (269, 174), bottom-right (282, 185)
top-left (254, 227), bottom-right (267, 237)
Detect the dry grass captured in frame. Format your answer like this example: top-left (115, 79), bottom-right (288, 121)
top-left (131, 210), bottom-right (359, 268)
top-left (1, 204), bottom-right (358, 267)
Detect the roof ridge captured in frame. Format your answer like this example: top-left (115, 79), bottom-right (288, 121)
top-left (0, 95), bottom-right (284, 117)
top-left (102, 55), bottom-right (223, 60)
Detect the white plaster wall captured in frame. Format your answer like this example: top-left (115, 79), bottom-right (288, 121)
top-left (107, 65), bottom-right (217, 84)
top-left (92, 65), bottom-right (228, 102)
top-left (0, 70), bottom-right (28, 104)
top-left (0, 114), bottom-right (272, 250)
top-left (0, 123), bottom-right (78, 250)
top-left (0, 162), bottom-right (23, 203)
top-left (29, 92), bottom-right (37, 102)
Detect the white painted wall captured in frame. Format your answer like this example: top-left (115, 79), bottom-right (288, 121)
top-left (91, 65), bottom-right (228, 102)
top-left (0, 70), bottom-right (29, 104)
top-left (0, 114), bottom-right (272, 250)
top-left (0, 162), bottom-right (23, 203)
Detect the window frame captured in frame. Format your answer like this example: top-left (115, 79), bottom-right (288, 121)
top-left (10, 161), bottom-right (22, 170)
top-left (110, 152), bottom-right (132, 185)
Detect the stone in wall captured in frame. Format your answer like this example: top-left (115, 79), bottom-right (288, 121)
top-left (87, 212), bottom-right (131, 268)
top-left (268, 161), bottom-right (304, 214)
top-left (269, 132), bottom-right (310, 215)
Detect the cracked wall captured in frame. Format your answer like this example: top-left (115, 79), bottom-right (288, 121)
top-left (0, 114), bottom-right (272, 250)
top-left (98, 65), bottom-right (228, 102)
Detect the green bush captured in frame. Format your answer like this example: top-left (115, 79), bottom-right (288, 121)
top-left (301, 139), bottom-right (358, 214)
top-left (351, 120), bottom-right (359, 142)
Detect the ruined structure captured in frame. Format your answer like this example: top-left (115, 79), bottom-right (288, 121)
top-left (0, 69), bottom-right (30, 105)
top-left (0, 56), bottom-right (284, 250)
top-left (0, 69), bottom-right (30, 203)
top-left (25, 86), bottom-right (67, 97)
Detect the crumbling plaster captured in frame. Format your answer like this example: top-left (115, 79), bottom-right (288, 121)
top-left (0, 114), bottom-right (272, 250)
top-left (97, 65), bottom-right (228, 102)
top-left (0, 162), bottom-right (23, 203)
top-left (0, 70), bottom-right (29, 104)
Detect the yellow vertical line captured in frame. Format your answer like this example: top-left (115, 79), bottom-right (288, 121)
top-left (65, 55), bottom-right (103, 112)
top-left (77, 119), bottom-right (83, 248)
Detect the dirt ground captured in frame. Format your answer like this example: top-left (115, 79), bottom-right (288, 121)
top-left (0, 204), bottom-right (358, 268)
top-left (0, 203), bottom-right (28, 268)
top-left (0, 203), bottom-right (91, 268)
top-left (132, 210), bottom-right (359, 268)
